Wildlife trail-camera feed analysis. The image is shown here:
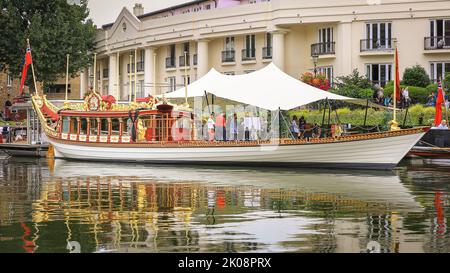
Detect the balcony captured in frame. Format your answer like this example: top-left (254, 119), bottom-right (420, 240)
top-left (222, 50), bottom-right (235, 63)
top-left (127, 62), bottom-right (144, 73)
top-left (424, 36), bottom-right (450, 51)
top-left (360, 39), bottom-right (395, 53)
top-left (165, 57), bottom-right (176, 69)
top-left (242, 48), bottom-right (256, 61)
top-left (311, 42), bottom-right (336, 56)
top-left (179, 55), bottom-right (190, 67)
top-left (262, 47), bottom-right (272, 59)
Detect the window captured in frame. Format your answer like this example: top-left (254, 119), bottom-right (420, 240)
top-left (317, 66), bottom-right (334, 86)
top-left (224, 37), bottom-right (235, 51)
top-left (183, 42), bottom-right (190, 54)
top-left (366, 64), bottom-right (392, 87)
top-left (46, 84), bottom-right (71, 94)
top-left (263, 33), bottom-right (273, 59)
top-left (169, 44), bottom-right (176, 59)
top-left (429, 19), bottom-right (450, 49)
top-left (365, 22), bottom-right (393, 50)
top-left (317, 27), bottom-right (334, 54)
top-left (205, 4), bottom-right (211, 10)
top-left (430, 61), bottom-right (450, 82)
top-left (183, 76), bottom-right (191, 86)
top-left (167, 77), bottom-right (176, 92)
top-left (243, 35), bottom-right (256, 59)
top-left (223, 71), bottom-right (235, 76)
top-left (62, 117), bottom-right (70, 134)
top-left (111, 119), bottom-right (120, 136)
top-left (138, 80), bottom-right (144, 98)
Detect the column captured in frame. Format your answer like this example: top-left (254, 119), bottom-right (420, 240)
top-left (108, 54), bottom-right (118, 97)
top-left (337, 21), bottom-right (353, 77)
top-left (80, 67), bottom-right (89, 99)
top-left (144, 47), bottom-right (156, 96)
top-left (121, 55), bottom-right (128, 101)
top-left (98, 60), bottom-right (103, 94)
top-left (271, 29), bottom-right (288, 71)
top-left (197, 39), bottom-right (210, 78)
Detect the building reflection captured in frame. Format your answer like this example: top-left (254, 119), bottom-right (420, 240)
top-left (0, 159), bottom-right (448, 253)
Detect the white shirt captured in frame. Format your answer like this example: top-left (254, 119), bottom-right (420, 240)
top-left (207, 118), bottom-right (215, 130)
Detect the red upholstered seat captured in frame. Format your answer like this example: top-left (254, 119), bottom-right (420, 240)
top-left (136, 96), bottom-right (155, 103)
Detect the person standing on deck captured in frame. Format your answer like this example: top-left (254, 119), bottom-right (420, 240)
top-left (207, 113), bottom-right (216, 141)
top-left (215, 113), bottom-right (226, 141)
top-left (229, 113), bottom-right (238, 141)
top-left (291, 116), bottom-right (300, 139)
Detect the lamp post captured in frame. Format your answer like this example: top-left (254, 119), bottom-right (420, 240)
top-left (312, 54), bottom-right (319, 77)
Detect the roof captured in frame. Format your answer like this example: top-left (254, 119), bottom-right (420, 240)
top-left (165, 63), bottom-right (384, 111)
top-left (102, 0), bottom-right (214, 29)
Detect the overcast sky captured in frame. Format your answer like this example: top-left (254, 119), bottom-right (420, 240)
top-left (87, 0), bottom-right (188, 26)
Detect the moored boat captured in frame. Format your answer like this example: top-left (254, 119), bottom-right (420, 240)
top-left (31, 92), bottom-right (428, 170)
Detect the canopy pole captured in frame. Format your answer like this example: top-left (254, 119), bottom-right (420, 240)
top-left (204, 91), bottom-right (211, 115)
top-left (363, 98), bottom-right (369, 128)
top-left (212, 94), bottom-right (215, 114)
top-left (327, 100), bottom-right (332, 130)
top-left (321, 98), bottom-right (328, 138)
top-left (402, 107), bottom-right (409, 128)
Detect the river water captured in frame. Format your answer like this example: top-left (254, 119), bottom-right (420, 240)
top-left (0, 157), bottom-right (449, 253)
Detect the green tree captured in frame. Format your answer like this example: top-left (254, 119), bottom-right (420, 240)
top-left (0, 0), bottom-right (96, 91)
top-left (330, 69), bottom-right (375, 99)
top-left (402, 65), bottom-right (430, 88)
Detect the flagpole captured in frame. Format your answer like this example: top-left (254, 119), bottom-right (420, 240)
top-left (390, 42), bottom-right (400, 131)
top-left (184, 51), bottom-right (189, 108)
top-left (444, 77), bottom-right (449, 125)
top-left (27, 39), bottom-right (39, 96)
top-left (93, 53), bottom-right (97, 92)
top-left (129, 53), bottom-right (132, 103)
top-left (65, 54), bottom-right (70, 102)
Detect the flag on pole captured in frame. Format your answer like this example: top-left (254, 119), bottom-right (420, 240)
top-left (394, 47), bottom-right (401, 102)
top-left (19, 45), bottom-right (33, 95)
top-left (434, 79), bottom-right (444, 126)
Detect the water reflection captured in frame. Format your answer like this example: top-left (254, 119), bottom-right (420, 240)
top-left (0, 158), bottom-right (449, 253)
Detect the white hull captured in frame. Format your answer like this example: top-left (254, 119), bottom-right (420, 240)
top-left (49, 131), bottom-right (426, 170)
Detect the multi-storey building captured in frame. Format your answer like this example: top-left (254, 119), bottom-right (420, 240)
top-left (71, 0), bottom-right (450, 99)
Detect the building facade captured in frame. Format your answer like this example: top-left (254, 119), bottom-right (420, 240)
top-left (83, 0), bottom-right (450, 100)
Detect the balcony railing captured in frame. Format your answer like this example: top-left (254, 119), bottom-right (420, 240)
top-left (262, 47), bottom-right (272, 59)
top-left (166, 57), bottom-right (176, 68)
top-left (179, 55), bottom-right (190, 67)
top-left (102, 69), bottom-right (109, 78)
top-left (193, 54), bottom-right (198, 66)
top-left (424, 36), bottom-right (450, 50)
top-left (127, 62), bottom-right (144, 73)
top-left (242, 48), bottom-right (256, 61)
top-left (311, 42), bottom-right (336, 56)
top-left (222, 50), bottom-right (235, 63)
top-left (360, 39), bottom-right (395, 52)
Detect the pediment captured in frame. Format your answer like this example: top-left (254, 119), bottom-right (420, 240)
top-left (107, 7), bottom-right (140, 42)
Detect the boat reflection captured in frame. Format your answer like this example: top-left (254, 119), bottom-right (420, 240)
top-left (1, 158), bottom-right (446, 253)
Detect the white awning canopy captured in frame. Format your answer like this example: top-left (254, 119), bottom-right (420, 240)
top-left (165, 63), bottom-right (379, 111)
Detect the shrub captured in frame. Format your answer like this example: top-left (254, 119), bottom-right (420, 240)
top-left (426, 83), bottom-right (438, 94)
top-left (402, 65), bottom-right (430, 87)
top-left (331, 69), bottom-right (375, 99)
top-left (384, 85), bottom-right (428, 104)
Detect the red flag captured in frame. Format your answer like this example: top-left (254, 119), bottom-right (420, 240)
top-left (19, 46), bottom-right (33, 95)
top-left (394, 47), bottom-right (401, 102)
top-left (434, 80), bottom-right (444, 126)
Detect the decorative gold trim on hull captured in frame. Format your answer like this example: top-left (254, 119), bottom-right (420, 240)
top-left (47, 127), bottom-right (429, 149)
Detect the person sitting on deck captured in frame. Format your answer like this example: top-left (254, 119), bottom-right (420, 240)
top-left (436, 120), bottom-right (449, 129)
